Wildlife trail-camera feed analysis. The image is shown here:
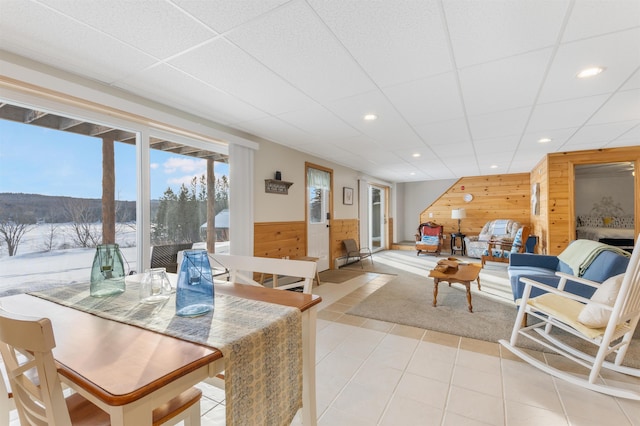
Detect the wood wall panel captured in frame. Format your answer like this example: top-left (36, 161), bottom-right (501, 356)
top-left (253, 221), bottom-right (306, 258)
top-left (331, 218), bottom-right (359, 264)
top-left (253, 219), bottom-right (361, 270)
top-left (418, 173), bottom-right (532, 238)
top-left (545, 146), bottom-right (640, 255)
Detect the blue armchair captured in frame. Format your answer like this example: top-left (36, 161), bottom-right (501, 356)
top-left (508, 244), bottom-right (630, 301)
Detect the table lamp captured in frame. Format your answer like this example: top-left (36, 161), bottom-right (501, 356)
top-left (451, 208), bottom-right (466, 234)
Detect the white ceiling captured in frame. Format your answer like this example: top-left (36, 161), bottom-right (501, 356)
top-left (1, 0), bottom-right (639, 183)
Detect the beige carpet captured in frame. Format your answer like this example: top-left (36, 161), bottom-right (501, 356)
top-left (347, 251), bottom-right (640, 369)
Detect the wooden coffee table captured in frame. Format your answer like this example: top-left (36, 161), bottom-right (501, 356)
top-left (429, 260), bottom-right (482, 312)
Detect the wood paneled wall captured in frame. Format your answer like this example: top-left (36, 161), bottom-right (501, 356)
top-left (418, 173), bottom-right (532, 238)
top-left (529, 157), bottom-right (547, 254)
top-left (254, 218), bottom-right (359, 269)
top-left (545, 147), bottom-right (640, 255)
top-left (331, 218), bottom-right (359, 265)
top-left (253, 221), bottom-right (306, 258)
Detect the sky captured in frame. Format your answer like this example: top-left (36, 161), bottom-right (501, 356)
top-left (0, 119), bottom-right (229, 200)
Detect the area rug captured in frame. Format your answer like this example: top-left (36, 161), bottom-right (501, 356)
top-left (319, 268), bottom-right (365, 284)
top-left (347, 266), bottom-right (640, 369)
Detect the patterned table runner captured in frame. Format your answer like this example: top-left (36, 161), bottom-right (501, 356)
top-left (30, 283), bottom-right (302, 426)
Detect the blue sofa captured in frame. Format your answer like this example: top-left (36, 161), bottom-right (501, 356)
top-left (508, 247), bottom-right (630, 301)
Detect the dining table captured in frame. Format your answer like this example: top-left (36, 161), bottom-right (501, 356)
top-left (1, 279), bottom-right (322, 426)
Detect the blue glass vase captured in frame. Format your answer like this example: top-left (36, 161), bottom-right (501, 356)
top-left (90, 244), bottom-right (126, 297)
top-left (176, 250), bottom-right (214, 317)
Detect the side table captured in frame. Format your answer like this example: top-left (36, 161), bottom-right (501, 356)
top-left (450, 233), bottom-right (466, 255)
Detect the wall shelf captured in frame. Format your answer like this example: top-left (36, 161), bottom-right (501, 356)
top-left (265, 179), bottom-right (293, 194)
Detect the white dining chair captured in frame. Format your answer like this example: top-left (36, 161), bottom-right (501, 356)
top-left (0, 308), bottom-right (203, 426)
top-left (209, 253), bottom-right (318, 294)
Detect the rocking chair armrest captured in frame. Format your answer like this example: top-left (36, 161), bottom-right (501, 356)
top-left (554, 272), bottom-right (602, 289)
top-left (520, 277), bottom-right (596, 306)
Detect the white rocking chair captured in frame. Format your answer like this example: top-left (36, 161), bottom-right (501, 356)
top-left (500, 235), bottom-right (640, 400)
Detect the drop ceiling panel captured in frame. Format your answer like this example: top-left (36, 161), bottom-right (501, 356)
top-left (587, 89), bottom-right (640, 124)
top-left (309, 0), bottom-right (452, 87)
top-left (0, 1), bottom-right (157, 83)
top-left (41, 0), bottom-right (216, 60)
top-left (568, 121), bottom-right (640, 146)
top-left (169, 39), bottom-right (316, 115)
top-left (521, 127), bottom-right (579, 147)
top-left (527, 95), bottom-right (609, 133)
top-left (233, 116), bottom-right (317, 147)
top-left (116, 64), bottom-right (268, 125)
top-left (539, 29), bottom-right (640, 104)
top-left (474, 136), bottom-right (520, 155)
top-left (459, 49), bottom-right (552, 115)
top-left (443, 0), bottom-right (570, 68)
top-left (467, 107), bottom-right (530, 140)
top-left (383, 72), bottom-right (465, 126)
top-left (562, 0), bottom-right (640, 42)
top-left (226, 0), bottom-right (376, 103)
top-left (276, 105), bottom-right (360, 141)
top-left (172, 0), bottom-right (290, 33)
top-left (414, 118), bottom-right (471, 145)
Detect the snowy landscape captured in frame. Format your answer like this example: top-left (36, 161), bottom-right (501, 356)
top-left (0, 223), bottom-right (228, 296)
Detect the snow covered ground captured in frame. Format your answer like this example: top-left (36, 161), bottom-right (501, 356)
top-left (0, 223), bottom-right (228, 296)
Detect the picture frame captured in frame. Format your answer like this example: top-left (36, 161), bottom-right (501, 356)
top-left (343, 187), bottom-right (353, 205)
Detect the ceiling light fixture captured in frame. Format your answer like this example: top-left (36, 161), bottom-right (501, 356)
top-left (412, 153), bottom-right (421, 158)
top-left (537, 137), bottom-right (552, 143)
top-left (363, 114), bottom-right (378, 121)
top-left (577, 67), bottom-right (604, 79)
top-left (490, 165), bottom-right (498, 169)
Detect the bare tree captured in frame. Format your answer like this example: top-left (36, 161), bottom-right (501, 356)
top-left (42, 223), bottom-right (60, 252)
top-left (0, 210), bottom-right (36, 256)
top-left (64, 198), bottom-right (101, 247)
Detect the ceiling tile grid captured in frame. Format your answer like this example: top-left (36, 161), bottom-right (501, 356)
top-left (0, 0), bottom-right (638, 183)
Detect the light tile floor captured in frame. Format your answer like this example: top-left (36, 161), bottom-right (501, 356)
top-left (7, 255), bottom-right (640, 426)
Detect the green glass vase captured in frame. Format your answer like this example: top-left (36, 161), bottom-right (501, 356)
top-left (90, 244), bottom-right (126, 297)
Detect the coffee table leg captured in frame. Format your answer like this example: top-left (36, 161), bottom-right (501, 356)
top-left (477, 276), bottom-right (481, 291)
top-left (433, 279), bottom-right (439, 307)
top-left (465, 282), bottom-right (473, 312)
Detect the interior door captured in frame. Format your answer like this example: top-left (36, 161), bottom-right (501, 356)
top-left (307, 167), bottom-right (331, 271)
top-left (369, 185), bottom-right (385, 252)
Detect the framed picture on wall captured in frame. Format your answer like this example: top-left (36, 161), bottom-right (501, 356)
top-left (343, 187), bottom-right (353, 205)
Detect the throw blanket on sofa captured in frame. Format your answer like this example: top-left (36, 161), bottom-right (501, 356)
top-left (558, 239), bottom-right (631, 277)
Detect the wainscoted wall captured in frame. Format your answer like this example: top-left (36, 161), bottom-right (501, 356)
top-left (418, 173), bottom-right (532, 240)
top-left (330, 219), bottom-right (359, 267)
top-left (253, 218), bottom-right (360, 269)
top-left (253, 221), bottom-right (306, 258)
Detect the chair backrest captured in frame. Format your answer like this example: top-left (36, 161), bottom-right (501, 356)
top-left (343, 239), bottom-right (359, 253)
top-left (0, 310), bottom-right (72, 426)
top-left (151, 243), bottom-right (194, 273)
top-left (209, 253), bottom-right (317, 294)
top-left (612, 235), bottom-right (640, 328)
top-left (418, 222), bottom-right (443, 238)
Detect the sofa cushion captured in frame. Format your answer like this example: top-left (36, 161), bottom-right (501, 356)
top-left (578, 273), bottom-right (624, 328)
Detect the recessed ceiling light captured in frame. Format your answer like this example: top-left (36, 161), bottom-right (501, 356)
top-left (363, 114), bottom-right (378, 121)
top-left (412, 153), bottom-right (421, 158)
top-left (577, 67), bottom-right (604, 79)
top-left (490, 165), bottom-right (498, 169)
top-left (410, 172), bottom-right (416, 175)
top-left (537, 137), bottom-right (552, 143)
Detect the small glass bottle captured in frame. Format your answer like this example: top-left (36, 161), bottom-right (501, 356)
top-left (175, 250), bottom-right (214, 317)
top-left (90, 244), bottom-right (126, 297)
top-left (139, 267), bottom-right (172, 304)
